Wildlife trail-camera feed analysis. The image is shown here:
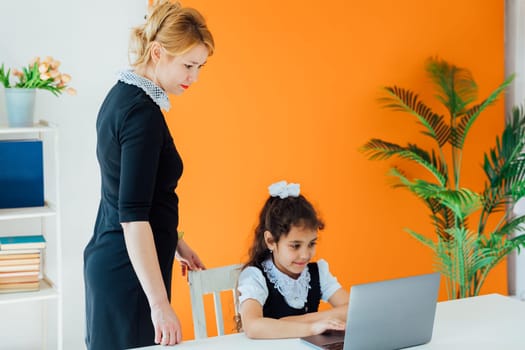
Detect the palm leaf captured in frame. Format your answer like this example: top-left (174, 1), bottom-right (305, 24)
top-left (478, 109), bottom-right (525, 231)
top-left (439, 227), bottom-right (483, 297)
top-left (404, 228), bottom-right (436, 249)
top-left (399, 180), bottom-right (480, 220)
top-left (487, 214), bottom-right (525, 238)
top-left (380, 86), bottom-right (450, 146)
top-left (429, 205), bottom-right (459, 241)
top-left (452, 74), bottom-right (515, 149)
top-left (448, 227), bottom-right (468, 294)
top-left (481, 188), bottom-right (511, 215)
top-left (480, 178), bottom-right (525, 217)
top-left (425, 57), bottom-right (478, 117)
top-left (474, 233), bottom-right (525, 295)
top-left (509, 233), bottom-right (525, 252)
top-left (390, 169), bottom-right (456, 241)
top-left (362, 139), bottom-right (447, 185)
top-left (483, 108), bottom-right (525, 186)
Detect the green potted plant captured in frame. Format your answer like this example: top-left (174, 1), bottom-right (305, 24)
top-left (0, 56), bottom-right (75, 127)
top-left (361, 57), bottom-right (525, 299)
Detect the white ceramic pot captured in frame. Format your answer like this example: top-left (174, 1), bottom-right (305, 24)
top-left (4, 88), bottom-right (36, 127)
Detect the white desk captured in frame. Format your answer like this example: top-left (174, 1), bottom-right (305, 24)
top-left (131, 294), bottom-right (525, 349)
top-left (412, 293), bottom-right (525, 349)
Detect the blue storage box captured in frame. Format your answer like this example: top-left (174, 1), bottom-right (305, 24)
top-left (0, 139), bottom-right (44, 208)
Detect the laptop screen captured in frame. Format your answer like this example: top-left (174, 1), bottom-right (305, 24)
top-left (301, 272), bottom-right (440, 350)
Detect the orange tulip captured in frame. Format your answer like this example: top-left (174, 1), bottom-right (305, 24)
top-left (66, 87), bottom-right (77, 95)
top-left (51, 59), bottom-right (61, 69)
top-left (60, 74), bottom-right (71, 84)
top-left (38, 63), bottom-right (49, 74)
top-left (1, 56), bottom-right (75, 96)
top-left (29, 57), bottom-right (41, 66)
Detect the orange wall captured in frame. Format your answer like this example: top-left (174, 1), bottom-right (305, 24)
top-left (162, 0), bottom-right (506, 340)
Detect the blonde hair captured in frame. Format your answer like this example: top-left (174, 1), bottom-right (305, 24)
top-left (129, 0), bottom-right (214, 67)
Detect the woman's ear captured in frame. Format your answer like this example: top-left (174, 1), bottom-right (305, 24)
top-left (150, 41), bottom-right (162, 63)
top-left (264, 230), bottom-right (276, 251)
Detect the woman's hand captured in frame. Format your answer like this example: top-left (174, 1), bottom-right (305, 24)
top-left (151, 301), bottom-right (182, 346)
top-left (175, 239), bottom-right (205, 276)
top-left (122, 222), bottom-right (183, 344)
top-left (310, 318), bottom-right (346, 335)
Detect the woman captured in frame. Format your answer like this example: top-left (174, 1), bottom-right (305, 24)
top-left (83, 1), bottom-right (214, 349)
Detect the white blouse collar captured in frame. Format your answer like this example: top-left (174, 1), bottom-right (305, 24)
top-left (117, 69), bottom-right (171, 111)
top-left (261, 258), bottom-right (311, 309)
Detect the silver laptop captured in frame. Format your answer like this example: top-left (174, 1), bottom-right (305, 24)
top-left (301, 272), bottom-right (440, 350)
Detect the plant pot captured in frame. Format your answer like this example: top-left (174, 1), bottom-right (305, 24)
top-left (4, 88), bottom-right (36, 127)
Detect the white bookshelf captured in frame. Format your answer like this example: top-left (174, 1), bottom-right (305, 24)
top-left (0, 121), bottom-right (63, 349)
top-left (0, 279), bottom-right (58, 305)
top-left (0, 205), bottom-right (56, 220)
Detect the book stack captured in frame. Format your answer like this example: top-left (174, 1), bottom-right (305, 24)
top-left (0, 235), bottom-right (46, 293)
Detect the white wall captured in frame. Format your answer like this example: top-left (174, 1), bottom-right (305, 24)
top-left (0, 0), bottom-right (145, 348)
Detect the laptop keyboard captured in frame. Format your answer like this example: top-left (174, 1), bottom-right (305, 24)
top-left (323, 342), bottom-right (344, 350)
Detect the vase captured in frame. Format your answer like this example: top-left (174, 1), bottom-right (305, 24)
top-left (4, 88), bottom-right (36, 127)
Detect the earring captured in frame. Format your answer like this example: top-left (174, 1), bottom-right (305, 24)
top-left (269, 249), bottom-right (273, 254)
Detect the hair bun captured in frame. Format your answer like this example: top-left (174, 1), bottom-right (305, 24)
top-left (129, 0), bottom-right (214, 67)
top-left (148, 0), bottom-right (181, 17)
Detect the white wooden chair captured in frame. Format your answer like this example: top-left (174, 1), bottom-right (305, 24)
top-left (188, 263), bottom-right (243, 339)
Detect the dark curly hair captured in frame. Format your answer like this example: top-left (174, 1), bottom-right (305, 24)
top-left (243, 194), bottom-right (324, 270)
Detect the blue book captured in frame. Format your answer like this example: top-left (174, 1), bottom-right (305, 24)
top-left (0, 139), bottom-right (44, 209)
top-left (0, 235), bottom-right (46, 250)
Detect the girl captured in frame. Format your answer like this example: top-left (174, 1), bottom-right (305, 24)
top-left (237, 180), bottom-right (349, 339)
top-left (84, 1), bottom-right (213, 349)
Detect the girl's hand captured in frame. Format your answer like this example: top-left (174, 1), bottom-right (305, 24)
top-left (151, 301), bottom-right (182, 346)
top-left (175, 239), bottom-right (205, 276)
top-left (310, 318), bottom-right (346, 335)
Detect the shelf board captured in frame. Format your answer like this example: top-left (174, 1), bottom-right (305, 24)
top-left (0, 205), bottom-right (56, 221)
top-left (0, 279), bottom-right (59, 305)
top-left (0, 121), bottom-right (54, 134)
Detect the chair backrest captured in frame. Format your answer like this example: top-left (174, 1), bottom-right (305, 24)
top-left (188, 264), bottom-right (243, 339)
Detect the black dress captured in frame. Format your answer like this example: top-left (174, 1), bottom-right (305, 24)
top-left (261, 262), bottom-right (321, 319)
top-left (84, 81), bottom-right (183, 350)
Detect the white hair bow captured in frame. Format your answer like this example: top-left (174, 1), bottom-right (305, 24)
top-left (268, 180), bottom-right (300, 199)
